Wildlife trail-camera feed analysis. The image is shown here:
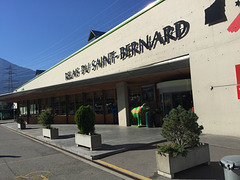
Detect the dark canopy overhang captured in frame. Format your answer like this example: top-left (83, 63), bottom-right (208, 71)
top-left (0, 55), bottom-right (190, 102)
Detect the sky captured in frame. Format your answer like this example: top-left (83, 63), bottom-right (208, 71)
top-left (0, 0), bottom-right (155, 71)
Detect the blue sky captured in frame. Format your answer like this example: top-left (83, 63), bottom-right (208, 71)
top-left (0, 0), bottom-right (154, 71)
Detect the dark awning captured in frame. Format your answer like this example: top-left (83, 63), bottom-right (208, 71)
top-left (0, 55), bottom-right (190, 102)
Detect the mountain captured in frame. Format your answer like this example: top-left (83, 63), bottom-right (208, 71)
top-left (0, 58), bottom-right (35, 94)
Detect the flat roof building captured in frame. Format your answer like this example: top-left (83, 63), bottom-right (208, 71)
top-left (1, 0), bottom-right (240, 137)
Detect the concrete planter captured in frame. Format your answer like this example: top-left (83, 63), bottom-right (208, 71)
top-left (17, 123), bottom-right (26, 129)
top-left (75, 133), bottom-right (102, 151)
top-left (42, 128), bottom-right (59, 139)
top-left (156, 143), bottom-right (210, 178)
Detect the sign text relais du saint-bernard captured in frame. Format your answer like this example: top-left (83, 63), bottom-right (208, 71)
top-left (65, 20), bottom-right (190, 80)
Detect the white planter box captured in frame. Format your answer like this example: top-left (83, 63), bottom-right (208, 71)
top-left (17, 123), bottom-right (26, 129)
top-left (156, 144), bottom-right (210, 178)
top-left (42, 128), bottom-right (59, 139)
top-left (75, 133), bottom-right (102, 151)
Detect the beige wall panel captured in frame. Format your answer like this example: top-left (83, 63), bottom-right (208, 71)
top-left (191, 44), bottom-right (240, 137)
top-left (188, 0), bottom-right (240, 137)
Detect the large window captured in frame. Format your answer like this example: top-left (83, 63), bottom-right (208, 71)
top-left (53, 97), bottom-right (59, 115)
top-left (30, 100), bottom-right (39, 115)
top-left (157, 79), bottom-right (193, 115)
top-left (142, 85), bottom-right (155, 103)
top-left (105, 90), bottom-right (115, 114)
top-left (51, 96), bottom-right (67, 115)
top-left (69, 95), bottom-right (75, 115)
top-left (129, 86), bottom-right (141, 110)
top-left (19, 102), bottom-right (27, 115)
top-left (59, 96), bottom-right (66, 115)
top-left (94, 91), bottom-right (104, 114)
top-left (76, 94), bottom-right (83, 110)
top-left (85, 93), bottom-right (93, 108)
top-left (40, 98), bottom-right (51, 111)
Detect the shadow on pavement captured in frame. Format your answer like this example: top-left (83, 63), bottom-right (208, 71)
top-left (175, 162), bottom-right (224, 179)
top-left (0, 155), bottom-right (21, 158)
top-left (22, 128), bottom-right (39, 130)
top-left (101, 143), bottom-right (158, 151)
top-left (58, 134), bottom-right (75, 139)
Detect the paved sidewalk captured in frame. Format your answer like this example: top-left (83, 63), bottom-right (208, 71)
top-left (0, 121), bottom-right (165, 160)
top-left (100, 134), bottom-right (240, 180)
top-left (1, 120), bottom-right (240, 180)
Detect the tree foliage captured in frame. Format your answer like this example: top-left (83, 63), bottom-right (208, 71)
top-left (157, 143), bottom-right (189, 158)
top-left (38, 108), bottom-right (54, 129)
top-left (74, 105), bottom-right (95, 135)
top-left (15, 116), bottom-right (25, 124)
top-left (158, 105), bottom-right (203, 157)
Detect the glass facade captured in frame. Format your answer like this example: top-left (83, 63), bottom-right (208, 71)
top-left (75, 94), bottom-right (83, 111)
top-left (40, 98), bottom-right (51, 111)
top-left (69, 95), bottom-right (75, 115)
top-left (128, 86), bottom-right (141, 110)
top-left (19, 101), bottom-right (27, 115)
top-left (59, 96), bottom-right (66, 115)
top-left (94, 91), bottom-right (104, 114)
top-left (53, 97), bottom-right (59, 116)
top-left (17, 79), bottom-right (192, 126)
top-left (85, 93), bottom-right (93, 108)
top-left (30, 100), bottom-right (39, 115)
top-left (162, 91), bottom-right (193, 115)
top-left (105, 90), bottom-right (115, 114)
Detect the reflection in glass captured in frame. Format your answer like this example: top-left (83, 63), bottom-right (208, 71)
top-left (105, 90), bottom-right (115, 114)
top-left (53, 97), bottom-right (59, 115)
top-left (129, 86), bottom-right (141, 110)
top-left (85, 93), bottom-right (93, 109)
top-left (94, 91), bottom-right (104, 114)
top-left (69, 95), bottom-right (75, 115)
top-left (59, 96), bottom-right (66, 115)
top-left (76, 94), bottom-right (84, 111)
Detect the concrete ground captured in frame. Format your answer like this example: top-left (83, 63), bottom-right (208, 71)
top-left (1, 120), bottom-right (240, 180)
top-left (0, 125), bottom-right (125, 180)
top-left (0, 121), bottom-right (165, 160)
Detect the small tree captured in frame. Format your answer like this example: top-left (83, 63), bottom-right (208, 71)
top-left (38, 108), bottom-right (54, 129)
top-left (15, 116), bottom-right (25, 124)
top-left (74, 105), bottom-right (95, 135)
top-left (158, 105), bottom-right (203, 157)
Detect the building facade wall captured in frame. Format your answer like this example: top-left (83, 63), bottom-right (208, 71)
top-left (16, 0), bottom-right (240, 137)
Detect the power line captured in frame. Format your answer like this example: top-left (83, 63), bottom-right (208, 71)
top-left (17, 0), bottom-right (150, 70)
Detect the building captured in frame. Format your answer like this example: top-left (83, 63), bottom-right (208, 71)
top-left (0, 0), bottom-right (240, 137)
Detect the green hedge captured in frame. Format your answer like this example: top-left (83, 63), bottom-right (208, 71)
top-left (74, 105), bottom-right (95, 135)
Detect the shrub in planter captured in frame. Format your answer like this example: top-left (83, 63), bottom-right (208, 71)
top-left (74, 105), bottom-right (95, 135)
top-left (38, 108), bottom-right (54, 129)
top-left (15, 116), bottom-right (25, 124)
top-left (15, 116), bottom-right (26, 129)
top-left (38, 108), bottom-right (58, 139)
top-left (158, 105), bottom-right (203, 156)
top-left (74, 105), bottom-right (101, 150)
top-left (156, 105), bottom-right (209, 178)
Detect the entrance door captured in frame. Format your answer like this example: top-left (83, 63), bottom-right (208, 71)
top-left (105, 90), bottom-right (117, 124)
top-left (94, 91), bottom-right (104, 123)
top-left (162, 91), bottom-right (193, 115)
top-left (157, 79), bottom-right (193, 115)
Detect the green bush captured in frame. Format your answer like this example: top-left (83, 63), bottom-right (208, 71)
top-left (15, 116), bottom-right (25, 124)
top-left (157, 143), bottom-right (190, 158)
top-left (74, 105), bottom-right (95, 135)
top-left (158, 105), bottom-right (203, 157)
top-left (38, 108), bottom-right (54, 129)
